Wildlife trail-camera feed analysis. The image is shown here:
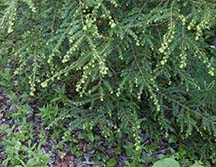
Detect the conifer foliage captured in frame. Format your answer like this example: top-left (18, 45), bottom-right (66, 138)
top-left (1, 0), bottom-right (216, 165)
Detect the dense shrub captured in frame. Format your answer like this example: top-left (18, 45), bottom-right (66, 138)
top-left (1, 0), bottom-right (216, 166)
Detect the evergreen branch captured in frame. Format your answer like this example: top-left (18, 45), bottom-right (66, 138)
top-left (157, 91), bottom-right (216, 125)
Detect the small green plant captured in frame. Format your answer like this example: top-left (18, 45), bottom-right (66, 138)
top-left (153, 158), bottom-right (204, 167)
top-left (153, 158), bottom-right (180, 167)
top-left (1, 124), bottom-right (50, 167)
top-left (0, 93), bottom-right (50, 167)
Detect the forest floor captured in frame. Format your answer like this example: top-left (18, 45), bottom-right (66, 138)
top-left (0, 88), bottom-right (92, 167)
top-left (0, 87), bottom-right (172, 167)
